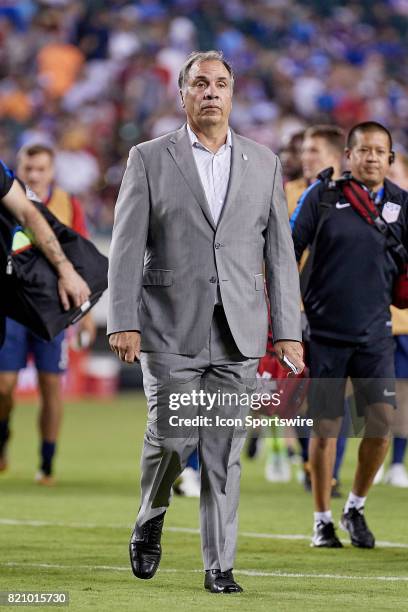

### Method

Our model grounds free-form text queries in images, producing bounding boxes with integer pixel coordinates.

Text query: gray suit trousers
[137,306,259,571]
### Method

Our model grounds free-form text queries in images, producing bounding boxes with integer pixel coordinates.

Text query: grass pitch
[1,393,407,611]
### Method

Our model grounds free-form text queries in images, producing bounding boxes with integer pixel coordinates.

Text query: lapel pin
[242,153,248,161]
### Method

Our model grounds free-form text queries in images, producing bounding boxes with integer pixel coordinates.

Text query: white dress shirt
[187,124,232,226]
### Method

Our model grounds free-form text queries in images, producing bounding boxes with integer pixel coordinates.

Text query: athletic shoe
[311,521,343,548]
[265,451,291,482]
[173,467,200,497]
[340,507,375,548]
[384,463,408,488]
[34,470,56,486]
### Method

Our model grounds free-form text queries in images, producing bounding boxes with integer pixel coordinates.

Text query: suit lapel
[216,132,250,227]
[167,126,216,231]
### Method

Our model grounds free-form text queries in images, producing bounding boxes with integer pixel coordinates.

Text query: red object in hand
[257,350,309,418]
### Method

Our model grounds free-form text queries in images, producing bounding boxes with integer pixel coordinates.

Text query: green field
[1,393,407,611]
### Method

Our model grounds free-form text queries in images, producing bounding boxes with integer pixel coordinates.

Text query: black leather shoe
[204,569,243,593]
[129,512,165,579]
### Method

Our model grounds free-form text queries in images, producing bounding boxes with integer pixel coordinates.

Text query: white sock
[344,492,366,514]
[314,510,332,527]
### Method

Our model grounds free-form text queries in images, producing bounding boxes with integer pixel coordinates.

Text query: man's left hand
[273,340,304,375]
[58,261,91,310]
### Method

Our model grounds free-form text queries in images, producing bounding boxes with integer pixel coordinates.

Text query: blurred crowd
[0,0,407,234]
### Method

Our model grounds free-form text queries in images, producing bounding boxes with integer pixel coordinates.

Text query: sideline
[1,561,408,582]
[1,517,408,549]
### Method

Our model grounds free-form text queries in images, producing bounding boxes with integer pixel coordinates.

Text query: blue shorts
[395,335,408,379]
[308,335,396,419]
[0,318,68,374]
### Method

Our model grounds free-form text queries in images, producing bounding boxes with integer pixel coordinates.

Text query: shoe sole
[205,586,243,594]
[310,541,343,548]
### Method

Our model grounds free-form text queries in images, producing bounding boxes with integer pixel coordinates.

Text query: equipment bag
[0,195,108,342]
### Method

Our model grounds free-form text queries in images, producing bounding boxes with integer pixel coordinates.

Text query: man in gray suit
[108,50,303,594]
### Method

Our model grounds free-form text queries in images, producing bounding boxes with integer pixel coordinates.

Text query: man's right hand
[109,331,141,363]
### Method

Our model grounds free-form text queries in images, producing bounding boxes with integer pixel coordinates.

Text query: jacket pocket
[255,273,264,290]
[142,269,173,286]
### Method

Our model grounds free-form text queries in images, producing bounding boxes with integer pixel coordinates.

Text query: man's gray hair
[178,50,234,91]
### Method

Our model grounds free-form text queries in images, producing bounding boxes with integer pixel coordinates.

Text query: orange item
[37,43,84,98]
[0,91,33,122]
[45,187,88,237]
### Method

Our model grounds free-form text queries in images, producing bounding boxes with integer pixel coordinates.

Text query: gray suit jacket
[107,125,301,357]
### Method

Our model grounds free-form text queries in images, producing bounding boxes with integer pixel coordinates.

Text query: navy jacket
[292,178,408,342]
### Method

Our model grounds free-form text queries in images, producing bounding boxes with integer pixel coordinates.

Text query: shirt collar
[186,123,232,153]
[371,186,385,205]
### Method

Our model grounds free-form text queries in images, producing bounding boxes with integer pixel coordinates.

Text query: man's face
[181,60,233,133]
[280,146,303,181]
[17,152,54,196]
[301,136,336,181]
[347,130,391,190]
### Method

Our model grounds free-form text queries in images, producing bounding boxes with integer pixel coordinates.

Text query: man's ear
[179,90,185,108]
[344,147,351,161]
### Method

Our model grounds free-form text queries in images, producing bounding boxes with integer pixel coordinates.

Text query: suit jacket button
[214,242,221,249]
[209,277,217,283]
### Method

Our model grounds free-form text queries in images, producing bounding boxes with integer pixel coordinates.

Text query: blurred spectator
[54,121,99,194]
[0,75,35,123]
[36,12,85,100]
[280,131,304,183]
[286,125,344,217]
[388,151,408,190]
[0,0,406,235]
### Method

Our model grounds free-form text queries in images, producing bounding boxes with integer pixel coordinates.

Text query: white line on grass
[2,562,408,582]
[1,518,408,550]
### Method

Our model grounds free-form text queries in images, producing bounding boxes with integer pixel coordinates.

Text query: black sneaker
[340,507,375,548]
[311,521,343,548]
